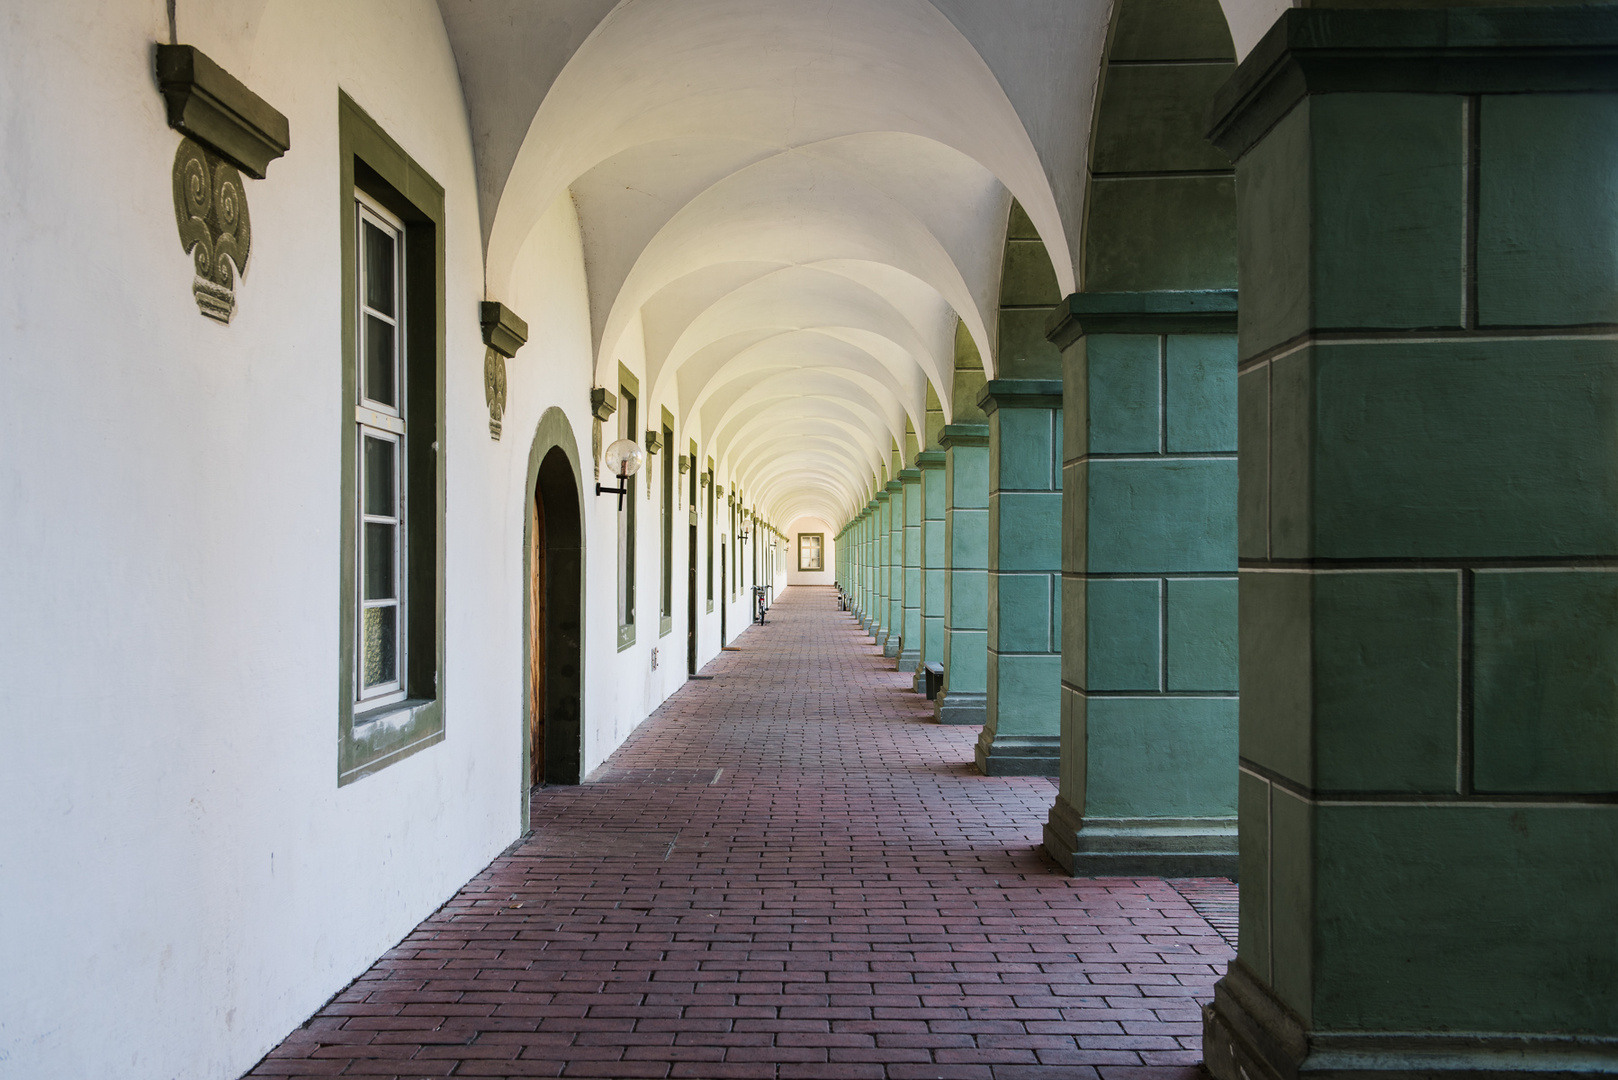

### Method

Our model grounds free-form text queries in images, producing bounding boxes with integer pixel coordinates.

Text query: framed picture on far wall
[797,532,824,572]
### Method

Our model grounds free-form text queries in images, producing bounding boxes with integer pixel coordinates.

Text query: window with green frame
[705,458,714,612]
[617,364,638,650]
[659,408,674,636]
[337,93,445,786]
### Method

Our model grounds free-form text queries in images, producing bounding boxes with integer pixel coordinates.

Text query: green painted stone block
[1085,578,1162,691]
[1062,339,1089,467]
[1087,459,1238,573]
[1473,570,1618,793]
[1166,335,1236,453]
[1237,771,1270,976]
[946,627,989,691]
[993,492,1062,572]
[923,520,945,570]
[1269,787,1314,1023]
[1479,94,1618,328]
[1060,687,1088,807]
[1062,461,1088,575]
[1063,574,1087,689]
[1236,103,1310,359]
[947,446,990,510]
[998,309,1064,381]
[1092,62,1235,175]
[988,652,1062,734]
[949,507,989,570]
[1086,175,1237,294]
[1000,238,1062,306]
[991,572,1054,654]
[1082,696,1239,817]
[1087,334,1161,454]
[1240,571,1312,784]
[1237,366,1268,561]
[1313,804,1618,1033]
[1313,572,1458,792]
[1166,577,1237,692]
[1312,94,1465,332]
[1285,340,1618,559]
[949,569,988,631]
[995,408,1058,490]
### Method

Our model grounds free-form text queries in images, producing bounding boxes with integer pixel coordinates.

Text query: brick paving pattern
[251,586,1234,1079]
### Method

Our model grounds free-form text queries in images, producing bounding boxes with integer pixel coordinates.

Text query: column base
[934,690,986,725]
[974,732,1059,776]
[1204,961,1617,1080]
[1043,796,1238,877]
[882,634,901,658]
[896,648,919,671]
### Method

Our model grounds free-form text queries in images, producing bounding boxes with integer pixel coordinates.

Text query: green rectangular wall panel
[1082,696,1239,818]
[1165,576,1238,693]
[1086,334,1161,453]
[1311,94,1465,331]
[992,573,1055,654]
[997,309,1065,381]
[1312,572,1459,793]
[1084,577,1162,691]
[1086,459,1238,573]
[1473,570,1618,793]
[1166,335,1237,453]
[1239,570,1312,785]
[1479,94,1618,327]
[1276,340,1618,560]
[1236,103,1311,358]
[1085,176,1237,294]
[1236,772,1271,977]
[1312,804,1618,1033]
[995,408,1058,490]
[1237,366,1269,560]
[987,652,1062,734]
[993,493,1063,572]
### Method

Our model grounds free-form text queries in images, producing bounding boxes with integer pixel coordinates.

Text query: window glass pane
[361,604,398,689]
[365,315,396,407]
[363,220,395,317]
[364,522,397,600]
[363,436,396,517]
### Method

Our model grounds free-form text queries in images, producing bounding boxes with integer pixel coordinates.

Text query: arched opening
[526,444,584,792]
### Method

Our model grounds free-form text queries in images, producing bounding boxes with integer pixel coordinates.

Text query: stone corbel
[589,387,617,481]
[157,45,289,324]
[643,428,664,496]
[479,301,528,440]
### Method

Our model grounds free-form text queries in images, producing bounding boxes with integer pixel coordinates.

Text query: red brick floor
[250,586,1233,1080]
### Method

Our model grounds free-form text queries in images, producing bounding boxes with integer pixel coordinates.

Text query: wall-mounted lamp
[596,438,645,510]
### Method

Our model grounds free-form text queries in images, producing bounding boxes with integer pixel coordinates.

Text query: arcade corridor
[250,587,1235,1079]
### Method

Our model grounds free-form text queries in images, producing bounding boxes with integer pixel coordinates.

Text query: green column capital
[1208,6,1618,163]
[977,379,1062,416]
[1045,290,1238,348]
[939,423,989,448]
[915,450,946,468]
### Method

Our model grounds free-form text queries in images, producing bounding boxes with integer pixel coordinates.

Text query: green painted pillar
[976,380,1063,775]
[882,480,905,657]
[1203,11,1618,1080]
[914,450,947,693]
[861,507,874,625]
[873,490,892,644]
[1043,292,1239,876]
[936,424,989,724]
[897,468,924,671]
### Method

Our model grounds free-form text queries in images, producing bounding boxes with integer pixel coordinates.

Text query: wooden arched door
[529,482,547,786]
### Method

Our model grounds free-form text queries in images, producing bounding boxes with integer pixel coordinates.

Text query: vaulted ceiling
[436,0,1270,526]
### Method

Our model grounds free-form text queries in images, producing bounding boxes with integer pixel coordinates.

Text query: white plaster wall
[784,516,838,587]
[0,2,656,1077]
